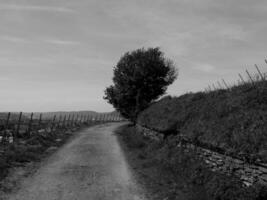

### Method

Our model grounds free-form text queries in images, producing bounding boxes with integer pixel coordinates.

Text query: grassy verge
[0,129,72,180]
[138,81,267,162]
[116,124,267,200]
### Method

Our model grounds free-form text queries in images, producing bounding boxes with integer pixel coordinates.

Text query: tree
[104,47,178,122]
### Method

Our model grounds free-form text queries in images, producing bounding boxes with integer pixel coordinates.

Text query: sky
[0,0,267,112]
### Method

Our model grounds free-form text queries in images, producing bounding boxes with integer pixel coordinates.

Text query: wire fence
[204,59,267,92]
[0,112,123,145]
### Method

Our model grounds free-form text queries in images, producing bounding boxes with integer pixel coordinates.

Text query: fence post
[246,70,255,86]
[5,112,11,130]
[222,79,229,90]
[15,112,22,141]
[217,81,223,89]
[62,115,66,128]
[103,114,106,122]
[3,112,11,143]
[208,85,212,91]
[254,64,265,81]
[58,115,62,128]
[38,113,42,128]
[87,115,90,123]
[238,73,246,85]
[71,114,75,127]
[51,115,56,131]
[67,114,71,127]
[75,114,78,125]
[79,114,82,124]
[83,115,86,124]
[28,112,33,136]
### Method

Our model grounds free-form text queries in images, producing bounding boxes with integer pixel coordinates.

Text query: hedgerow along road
[4,123,147,200]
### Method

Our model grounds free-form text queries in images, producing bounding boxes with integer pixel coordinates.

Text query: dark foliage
[104,47,177,122]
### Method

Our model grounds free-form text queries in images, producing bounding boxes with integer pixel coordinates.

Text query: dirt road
[4,123,147,200]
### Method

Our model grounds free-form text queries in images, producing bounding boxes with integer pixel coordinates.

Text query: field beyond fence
[0,111,123,182]
[0,112,123,145]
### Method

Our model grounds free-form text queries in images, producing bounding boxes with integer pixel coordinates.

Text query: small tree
[104,47,177,122]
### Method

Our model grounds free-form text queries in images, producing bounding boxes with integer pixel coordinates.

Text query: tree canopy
[104,47,177,122]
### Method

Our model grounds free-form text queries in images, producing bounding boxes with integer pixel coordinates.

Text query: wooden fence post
[62,115,66,128]
[71,114,75,127]
[217,81,223,89]
[212,84,217,90]
[15,112,22,141]
[222,79,229,90]
[238,73,246,85]
[28,112,33,136]
[67,114,71,127]
[51,115,56,131]
[254,64,265,81]
[58,115,62,128]
[3,112,11,143]
[103,114,106,122]
[5,112,11,130]
[208,85,212,91]
[38,113,42,128]
[79,115,83,124]
[75,114,78,125]
[246,70,255,86]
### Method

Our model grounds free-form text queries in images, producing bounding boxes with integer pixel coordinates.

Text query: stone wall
[136,124,267,187]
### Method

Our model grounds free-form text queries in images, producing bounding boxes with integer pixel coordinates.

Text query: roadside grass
[116,124,267,200]
[0,128,74,181]
[138,80,267,162]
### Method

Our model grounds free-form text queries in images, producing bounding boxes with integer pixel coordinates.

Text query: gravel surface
[3,123,147,200]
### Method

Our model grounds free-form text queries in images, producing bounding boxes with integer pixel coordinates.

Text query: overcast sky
[0,0,266,112]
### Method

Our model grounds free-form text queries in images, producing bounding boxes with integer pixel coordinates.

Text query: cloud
[193,64,216,73]
[0,35,31,44]
[0,35,80,46]
[44,39,80,46]
[0,4,76,13]
[0,77,11,81]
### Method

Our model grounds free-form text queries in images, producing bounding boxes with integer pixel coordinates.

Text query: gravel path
[4,123,147,200]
